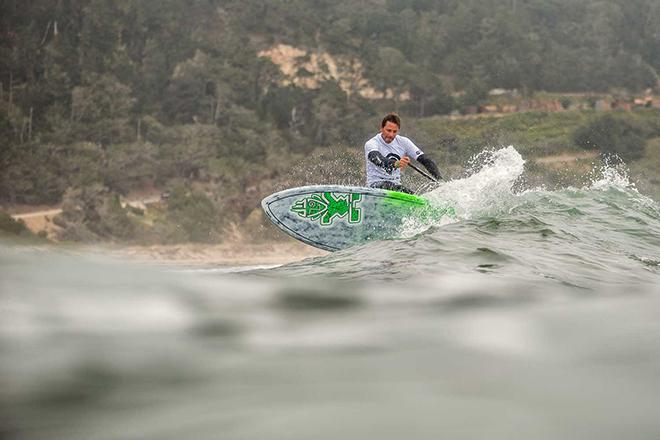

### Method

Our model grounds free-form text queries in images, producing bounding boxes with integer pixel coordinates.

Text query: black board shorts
[369,181,414,194]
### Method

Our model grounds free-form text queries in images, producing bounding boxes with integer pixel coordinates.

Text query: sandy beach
[105,241,328,266]
[6,202,327,267]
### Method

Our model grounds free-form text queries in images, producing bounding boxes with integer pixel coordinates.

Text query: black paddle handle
[408,162,440,183]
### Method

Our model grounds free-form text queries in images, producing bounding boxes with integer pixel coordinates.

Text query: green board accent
[290,192,362,226]
[382,190,455,220]
[384,190,429,205]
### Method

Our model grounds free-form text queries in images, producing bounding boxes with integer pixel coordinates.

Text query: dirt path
[12,208,63,220]
[8,190,163,237]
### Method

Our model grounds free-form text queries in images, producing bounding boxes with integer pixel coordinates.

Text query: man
[364,113,441,194]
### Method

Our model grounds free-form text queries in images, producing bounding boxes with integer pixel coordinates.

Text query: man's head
[380,113,400,144]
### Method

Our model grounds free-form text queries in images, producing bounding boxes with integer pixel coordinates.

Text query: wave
[268,146,660,289]
[1,147,659,440]
[424,145,656,220]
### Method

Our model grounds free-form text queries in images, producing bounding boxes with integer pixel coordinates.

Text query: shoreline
[1,239,327,267]
[104,241,328,266]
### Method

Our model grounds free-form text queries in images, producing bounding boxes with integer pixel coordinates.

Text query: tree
[369,46,415,109]
[156,124,221,181]
[260,85,307,129]
[160,51,215,124]
[407,71,454,116]
[69,74,135,145]
[460,76,489,109]
[0,142,67,204]
[104,141,157,194]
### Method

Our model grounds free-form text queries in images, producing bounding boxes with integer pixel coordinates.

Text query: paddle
[407,161,443,183]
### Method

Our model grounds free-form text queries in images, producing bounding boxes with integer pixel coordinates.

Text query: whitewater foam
[426,146,526,220]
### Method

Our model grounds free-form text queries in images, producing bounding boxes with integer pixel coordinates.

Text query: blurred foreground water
[1,147,659,439]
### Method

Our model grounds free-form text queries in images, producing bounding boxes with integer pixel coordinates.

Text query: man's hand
[396,156,411,169]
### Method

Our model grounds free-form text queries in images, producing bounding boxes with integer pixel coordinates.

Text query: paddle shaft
[407,162,441,183]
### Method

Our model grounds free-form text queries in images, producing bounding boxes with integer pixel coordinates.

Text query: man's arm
[367,151,399,173]
[417,154,442,180]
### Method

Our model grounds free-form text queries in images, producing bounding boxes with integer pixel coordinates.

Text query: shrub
[54,184,137,242]
[0,212,31,236]
[573,114,646,161]
[161,185,219,243]
[0,212,47,242]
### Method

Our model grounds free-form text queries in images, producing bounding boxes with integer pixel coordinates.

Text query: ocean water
[1,147,659,439]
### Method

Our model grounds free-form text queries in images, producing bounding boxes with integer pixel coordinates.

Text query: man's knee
[370,181,413,194]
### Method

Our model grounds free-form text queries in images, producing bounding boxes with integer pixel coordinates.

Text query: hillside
[4,108,659,244]
[1,0,659,243]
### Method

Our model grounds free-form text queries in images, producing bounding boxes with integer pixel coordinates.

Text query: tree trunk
[40,21,52,46]
[9,71,13,106]
[28,107,33,141]
[20,117,26,144]
[214,97,222,123]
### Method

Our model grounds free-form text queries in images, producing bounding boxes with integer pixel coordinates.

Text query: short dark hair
[381,113,401,128]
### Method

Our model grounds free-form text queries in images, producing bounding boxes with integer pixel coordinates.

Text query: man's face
[380,121,399,143]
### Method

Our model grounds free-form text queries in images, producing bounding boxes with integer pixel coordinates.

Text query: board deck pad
[262,185,454,251]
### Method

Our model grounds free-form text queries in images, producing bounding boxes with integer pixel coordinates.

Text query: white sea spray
[426,146,526,219]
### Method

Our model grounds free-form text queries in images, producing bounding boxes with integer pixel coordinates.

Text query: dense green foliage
[53,184,138,241]
[1,0,659,241]
[0,212,32,237]
[0,211,48,243]
[574,114,646,161]
[157,184,220,243]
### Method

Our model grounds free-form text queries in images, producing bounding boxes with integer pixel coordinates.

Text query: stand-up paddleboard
[261,185,454,251]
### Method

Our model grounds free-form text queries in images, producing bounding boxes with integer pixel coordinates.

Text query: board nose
[261,192,281,224]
